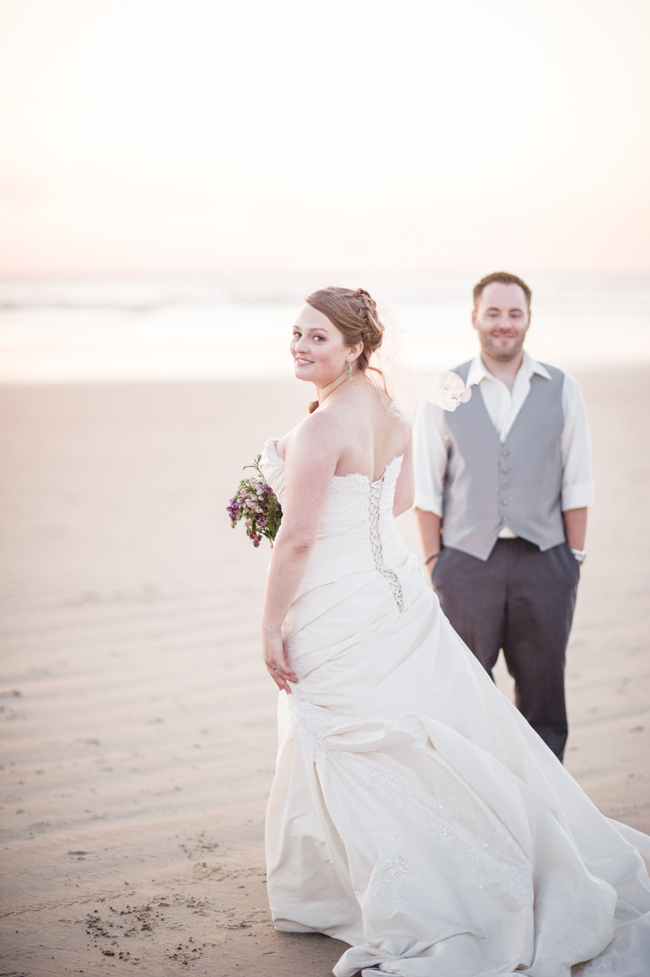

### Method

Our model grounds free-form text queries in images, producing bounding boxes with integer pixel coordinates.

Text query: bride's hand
[262,628,298,693]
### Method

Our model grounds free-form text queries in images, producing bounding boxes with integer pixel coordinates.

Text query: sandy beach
[1,371,649,977]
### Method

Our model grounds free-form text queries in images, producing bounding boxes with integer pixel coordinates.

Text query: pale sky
[1,0,649,275]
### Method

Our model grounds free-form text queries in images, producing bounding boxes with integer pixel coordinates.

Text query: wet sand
[1,371,649,976]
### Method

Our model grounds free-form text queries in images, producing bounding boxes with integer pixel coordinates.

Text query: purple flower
[227,455,283,548]
[226,499,241,522]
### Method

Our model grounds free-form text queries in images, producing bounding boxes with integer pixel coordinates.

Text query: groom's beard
[480,333,527,362]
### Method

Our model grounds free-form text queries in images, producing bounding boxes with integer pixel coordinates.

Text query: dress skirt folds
[259,439,650,977]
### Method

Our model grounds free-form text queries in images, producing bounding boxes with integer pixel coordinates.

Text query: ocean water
[0,274,648,383]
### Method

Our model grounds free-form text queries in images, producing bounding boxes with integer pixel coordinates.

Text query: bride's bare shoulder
[301,404,350,443]
[281,406,349,465]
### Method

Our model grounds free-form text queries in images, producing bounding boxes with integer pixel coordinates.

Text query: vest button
[501,499,509,505]
[502,482,509,489]
[501,466,509,473]
[501,448,510,456]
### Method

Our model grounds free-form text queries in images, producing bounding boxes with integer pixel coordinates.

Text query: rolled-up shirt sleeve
[413,402,449,517]
[561,373,595,511]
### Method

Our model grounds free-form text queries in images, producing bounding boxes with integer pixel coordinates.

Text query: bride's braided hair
[305,286,386,412]
[306,286,384,369]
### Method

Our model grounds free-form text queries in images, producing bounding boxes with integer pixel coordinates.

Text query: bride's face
[291,304,356,385]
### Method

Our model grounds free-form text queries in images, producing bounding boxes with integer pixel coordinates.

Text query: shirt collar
[467,351,551,387]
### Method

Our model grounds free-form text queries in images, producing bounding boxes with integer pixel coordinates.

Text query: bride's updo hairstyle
[305,286,386,413]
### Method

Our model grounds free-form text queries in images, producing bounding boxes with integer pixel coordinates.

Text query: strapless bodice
[259,436,403,512]
[259,438,424,617]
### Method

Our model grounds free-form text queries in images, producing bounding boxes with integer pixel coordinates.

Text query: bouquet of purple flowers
[227,455,283,548]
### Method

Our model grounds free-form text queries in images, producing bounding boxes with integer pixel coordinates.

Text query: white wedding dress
[259,438,650,977]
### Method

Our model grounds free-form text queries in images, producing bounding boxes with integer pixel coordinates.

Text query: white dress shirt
[414,352,594,533]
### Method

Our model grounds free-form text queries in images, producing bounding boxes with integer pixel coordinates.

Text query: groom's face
[472,282,530,362]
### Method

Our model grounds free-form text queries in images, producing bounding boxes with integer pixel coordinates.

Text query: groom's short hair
[473,271,532,310]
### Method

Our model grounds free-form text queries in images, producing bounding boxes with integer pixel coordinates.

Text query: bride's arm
[261,414,341,692]
[393,435,415,516]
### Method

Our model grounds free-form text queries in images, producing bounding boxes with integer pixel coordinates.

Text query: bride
[258,286,650,977]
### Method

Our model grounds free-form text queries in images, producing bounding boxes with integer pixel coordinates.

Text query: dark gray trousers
[432,538,580,761]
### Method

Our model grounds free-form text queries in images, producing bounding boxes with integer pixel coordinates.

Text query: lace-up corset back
[260,439,408,612]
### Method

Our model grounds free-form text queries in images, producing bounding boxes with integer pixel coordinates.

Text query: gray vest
[442,360,566,561]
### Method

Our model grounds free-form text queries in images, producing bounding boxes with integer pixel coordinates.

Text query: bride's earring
[347,363,353,380]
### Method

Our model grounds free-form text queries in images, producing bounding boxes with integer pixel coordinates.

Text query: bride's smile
[290,304,362,391]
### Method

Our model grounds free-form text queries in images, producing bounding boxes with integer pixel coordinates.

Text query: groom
[414,271,593,760]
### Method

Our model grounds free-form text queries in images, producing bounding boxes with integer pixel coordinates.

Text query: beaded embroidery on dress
[368,473,404,611]
[259,436,650,977]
